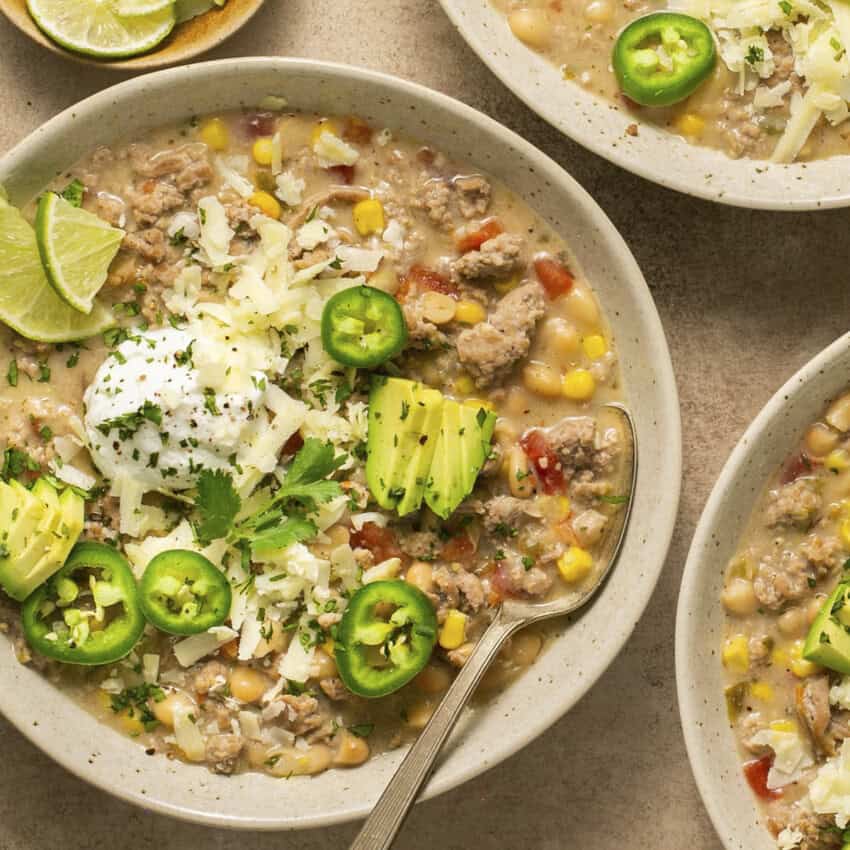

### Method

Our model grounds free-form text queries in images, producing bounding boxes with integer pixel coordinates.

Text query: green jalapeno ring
[321,284,408,368]
[21,541,145,666]
[335,580,438,698]
[139,549,231,636]
[613,12,716,108]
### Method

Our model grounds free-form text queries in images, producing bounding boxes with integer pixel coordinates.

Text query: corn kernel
[252,137,275,166]
[353,199,386,236]
[494,274,521,295]
[555,496,571,519]
[439,610,468,650]
[770,719,796,733]
[321,639,335,657]
[454,300,487,325]
[749,681,774,702]
[582,334,607,360]
[311,119,340,146]
[558,546,593,583]
[199,117,229,151]
[119,711,146,736]
[464,397,495,412]
[771,646,789,667]
[826,449,850,472]
[453,375,475,395]
[248,191,281,220]
[841,518,850,549]
[562,368,596,401]
[722,635,750,673]
[790,639,821,678]
[676,113,705,137]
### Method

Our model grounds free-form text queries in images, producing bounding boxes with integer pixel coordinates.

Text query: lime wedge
[26,0,176,59]
[0,197,114,343]
[114,0,174,15]
[36,193,125,315]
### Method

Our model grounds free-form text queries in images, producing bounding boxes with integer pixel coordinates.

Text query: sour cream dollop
[84,327,267,490]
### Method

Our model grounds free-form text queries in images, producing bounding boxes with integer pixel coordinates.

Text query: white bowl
[0,58,681,830]
[439,0,850,210]
[677,332,850,849]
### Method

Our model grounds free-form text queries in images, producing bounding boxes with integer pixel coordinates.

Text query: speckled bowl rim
[0,58,682,830]
[439,0,850,210]
[677,332,850,849]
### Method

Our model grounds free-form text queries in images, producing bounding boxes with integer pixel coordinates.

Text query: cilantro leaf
[60,179,85,208]
[283,438,345,488]
[96,401,162,441]
[195,469,241,542]
[230,438,344,551]
[250,517,317,555]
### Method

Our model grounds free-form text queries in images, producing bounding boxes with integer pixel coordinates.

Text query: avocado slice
[366,377,444,516]
[425,400,497,520]
[0,479,84,602]
[803,581,850,673]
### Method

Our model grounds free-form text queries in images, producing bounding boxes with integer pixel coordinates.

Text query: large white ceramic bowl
[677,332,850,849]
[439,0,850,210]
[0,58,681,830]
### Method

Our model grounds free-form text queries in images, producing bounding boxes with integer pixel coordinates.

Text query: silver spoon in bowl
[349,402,638,850]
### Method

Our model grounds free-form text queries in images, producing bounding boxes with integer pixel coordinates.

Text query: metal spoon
[349,402,638,850]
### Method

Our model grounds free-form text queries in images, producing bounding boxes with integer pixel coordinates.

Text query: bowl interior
[0,58,681,830]
[676,331,850,850]
[439,0,850,210]
[0,0,265,70]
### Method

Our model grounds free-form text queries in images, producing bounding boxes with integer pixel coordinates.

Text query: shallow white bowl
[439,0,850,210]
[0,58,681,830]
[677,332,850,849]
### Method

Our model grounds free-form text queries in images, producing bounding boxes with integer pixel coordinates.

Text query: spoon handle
[349,609,520,850]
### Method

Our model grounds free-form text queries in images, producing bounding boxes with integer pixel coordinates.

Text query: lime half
[36,193,125,315]
[26,0,176,59]
[0,197,114,343]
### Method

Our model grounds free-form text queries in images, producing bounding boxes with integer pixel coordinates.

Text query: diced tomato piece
[282,432,304,457]
[519,429,565,494]
[397,265,459,303]
[780,452,815,485]
[489,563,516,601]
[244,112,276,138]
[328,164,355,184]
[743,756,782,801]
[219,639,239,660]
[441,534,475,563]
[350,522,403,563]
[343,116,373,144]
[455,218,504,254]
[534,255,575,300]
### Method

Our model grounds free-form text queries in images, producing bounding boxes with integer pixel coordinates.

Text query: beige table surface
[1,1,846,848]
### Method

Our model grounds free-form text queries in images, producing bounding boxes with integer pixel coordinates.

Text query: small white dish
[0,57,681,830]
[677,331,850,849]
[439,0,850,209]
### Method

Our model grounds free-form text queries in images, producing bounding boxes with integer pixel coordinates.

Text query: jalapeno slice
[321,285,408,368]
[335,580,438,698]
[139,549,231,636]
[21,542,145,666]
[613,13,716,107]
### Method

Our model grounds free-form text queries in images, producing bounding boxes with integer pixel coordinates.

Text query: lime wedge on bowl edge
[26,0,176,59]
[114,0,175,16]
[36,193,125,315]
[0,197,114,343]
